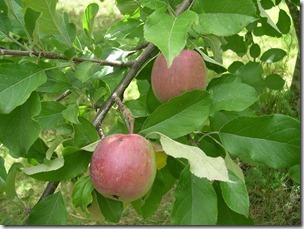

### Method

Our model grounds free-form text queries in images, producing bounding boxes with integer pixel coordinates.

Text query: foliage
[0,0,300,226]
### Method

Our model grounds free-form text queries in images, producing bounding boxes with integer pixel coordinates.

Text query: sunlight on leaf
[22,157,64,175]
[144,10,198,67]
[158,134,231,182]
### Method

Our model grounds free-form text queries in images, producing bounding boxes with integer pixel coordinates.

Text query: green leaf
[23,0,74,47]
[0,63,46,114]
[29,147,92,181]
[115,0,138,15]
[196,48,224,67]
[171,165,217,225]
[166,156,185,179]
[73,117,100,148]
[276,9,291,34]
[224,153,245,183]
[220,171,249,217]
[0,156,7,181]
[204,35,223,63]
[81,139,101,152]
[3,0,25,35]
[289,0,300,5]
[289,164,300,184]
[219,114,300,169]
[210,109,255,132]
[82,3,99,38]
[105,17,143,41]
[0,178,5,194]
[0,5,10,35]
[260,48,287,63]
[5,163,21,198]
[137,0,168,11]
[256,0,281,35]
[62,104,80,124]
[207,74,241,89]
[235,61,265,93]
[95,191,123,223]
[249,43,261,58]
[125,99,149,118]
[36,101,65,130]
[100,68,126,93]
[215,183,254,225]
[134,166,176,218]
[192,0,257,36]
[140,90,211,139]
[23,0,60,34]
[0,156,6,193]
[37,69,70,94]
[75,61,96,83]
[22,158,64,175]
[20,138,49,163]
[221,34,247,57]
[72,176,95,212]
[24,7,41,46]
[59,13,76,45]
[144,10,198,67]
[228,61,244,73]
[28,192,67,225]
[260,0,274,9]
[159,134,230,182]
[0,93,41,156]
[265,73,285,90]
[209,83,258,114]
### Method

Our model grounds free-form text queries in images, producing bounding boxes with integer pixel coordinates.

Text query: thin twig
[132,41,150,51]
[37,182,59,203]
[92,0,194,129]
[0,48,134,67]
[55,89,72,102]
[92,43,158,129]
[113,93,135,134]
[126,41,150,57]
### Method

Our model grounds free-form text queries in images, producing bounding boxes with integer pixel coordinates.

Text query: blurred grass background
[0,0,300,225]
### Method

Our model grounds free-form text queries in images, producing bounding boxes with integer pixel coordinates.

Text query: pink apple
[89,134,156,202]
[151,50,208,103]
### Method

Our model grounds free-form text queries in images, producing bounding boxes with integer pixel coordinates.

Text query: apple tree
[0,0,300,225]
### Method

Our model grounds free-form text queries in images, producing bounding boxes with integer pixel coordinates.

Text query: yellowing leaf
[159,134,231,182]
[81,139,101,152]
[155,151,168,170]
[150,141,167,170]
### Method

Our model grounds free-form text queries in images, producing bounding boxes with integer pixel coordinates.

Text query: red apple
[89,134,156,202]
[151,50,208,103]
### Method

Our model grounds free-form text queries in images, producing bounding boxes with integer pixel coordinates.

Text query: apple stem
[113,93,135,134]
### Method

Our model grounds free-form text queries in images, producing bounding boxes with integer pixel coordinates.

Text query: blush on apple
[89,134,156,202]
[151,50,208,103]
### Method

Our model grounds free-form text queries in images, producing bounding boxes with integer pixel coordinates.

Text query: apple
[151,50,208,103]
[89,134,156,202]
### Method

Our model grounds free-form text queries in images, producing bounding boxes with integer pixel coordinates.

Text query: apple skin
[151,50,207,103]
[89,134,156,202]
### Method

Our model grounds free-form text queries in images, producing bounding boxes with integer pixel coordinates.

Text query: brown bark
[285,0,300,116]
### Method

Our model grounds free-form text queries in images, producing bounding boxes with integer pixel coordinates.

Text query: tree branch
[92,43,158,129]
[92,0,195,129]
[55,89,72,102]
[0,48,134,67]
[285,0,300,116]
[37,182,59,203]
